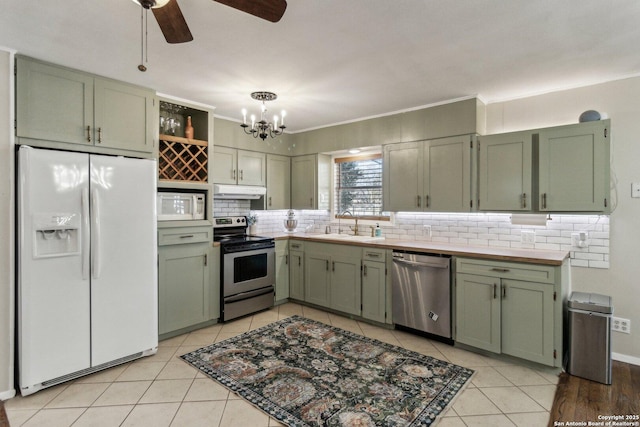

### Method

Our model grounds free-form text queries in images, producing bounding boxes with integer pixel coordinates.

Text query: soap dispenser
[375,223,382,237]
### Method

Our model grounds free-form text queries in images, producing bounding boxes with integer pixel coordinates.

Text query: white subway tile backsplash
[248,209,609,269]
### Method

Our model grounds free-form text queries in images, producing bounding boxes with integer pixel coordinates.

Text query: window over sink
[334,153,390,221]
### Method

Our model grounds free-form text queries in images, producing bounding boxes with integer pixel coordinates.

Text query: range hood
[213,184,266,200]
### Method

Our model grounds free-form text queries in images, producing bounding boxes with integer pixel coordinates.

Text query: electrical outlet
[571,231,589,248]
[521,230,535,244]
[612,317,631,334]
[423,225,432,238]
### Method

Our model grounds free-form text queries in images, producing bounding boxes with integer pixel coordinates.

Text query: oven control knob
[240,218,245,223]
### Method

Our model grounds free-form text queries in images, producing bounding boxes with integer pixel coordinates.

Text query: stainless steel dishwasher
[392,251,452,341]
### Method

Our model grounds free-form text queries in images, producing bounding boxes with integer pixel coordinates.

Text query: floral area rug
[180,315,473,426]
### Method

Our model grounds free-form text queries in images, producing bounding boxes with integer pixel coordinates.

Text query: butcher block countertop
[266,232,570,266]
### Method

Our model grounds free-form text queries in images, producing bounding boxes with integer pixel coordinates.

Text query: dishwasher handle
[392,257,449,269]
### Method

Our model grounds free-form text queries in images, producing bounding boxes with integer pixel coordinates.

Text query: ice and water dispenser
[32,212,80,258]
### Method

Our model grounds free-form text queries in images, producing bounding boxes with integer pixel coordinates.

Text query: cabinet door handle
[232,169,236,180]
[332,261,335,272]
[522,193,527,209]
[240,170,244,181]
[502,285,506,299]
[417,195,421,207]
[491,267,510,273]
[326,260,329,271]
[97,127,102,144]
[363,264,368,276]
[86,125,91,142]
[179,234,195,239]
[204,254,208,266]
[269,196,272,207]
[285,254,288,265]
[310,197,313,208]
[298,256,301,267]
[426,195,430,208]
[493,283,497,299]
[542,193,547,210]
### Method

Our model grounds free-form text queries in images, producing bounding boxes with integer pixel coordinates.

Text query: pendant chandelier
[240,92,286,140]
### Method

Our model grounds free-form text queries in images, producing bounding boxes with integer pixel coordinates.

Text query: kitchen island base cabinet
[158,227,216,340]
[455,257,564,367]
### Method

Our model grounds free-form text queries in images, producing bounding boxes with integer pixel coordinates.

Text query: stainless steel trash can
[567,292,612,384]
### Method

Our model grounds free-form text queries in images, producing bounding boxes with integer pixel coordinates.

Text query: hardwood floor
[549,361,640,426]
[0,400,8,427]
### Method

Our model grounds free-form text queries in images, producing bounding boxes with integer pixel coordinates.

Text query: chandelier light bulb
[241,108,247,124]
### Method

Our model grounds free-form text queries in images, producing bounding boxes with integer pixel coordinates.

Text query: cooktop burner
[213,216,273,247]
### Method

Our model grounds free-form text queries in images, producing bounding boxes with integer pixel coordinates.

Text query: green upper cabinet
[211,146,237,184]
[383,142,422,211]
[93,78,154,153]
[211,146,265,186]
[478,131,533,211]
[423,136,472,211]
[291,154,331,210]
[266,154,291,210]
[383,136,473,212]
[237,150,266,186]
[16,57,155,154]
[538,120,610,212]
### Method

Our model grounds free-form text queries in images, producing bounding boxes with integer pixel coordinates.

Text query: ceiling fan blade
[152,0,193,43]
[214,0,287,23]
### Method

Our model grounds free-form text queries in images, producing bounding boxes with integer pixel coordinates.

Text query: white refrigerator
[17,146,158,396]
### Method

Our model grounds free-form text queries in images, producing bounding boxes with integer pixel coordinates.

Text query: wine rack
[158,134,208,182]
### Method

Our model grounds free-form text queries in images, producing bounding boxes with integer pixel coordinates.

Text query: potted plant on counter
[247,214,258,236]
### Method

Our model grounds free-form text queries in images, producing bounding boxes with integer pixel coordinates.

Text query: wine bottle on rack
[185,116,194,139]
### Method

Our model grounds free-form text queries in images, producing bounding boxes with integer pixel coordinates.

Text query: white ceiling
[1,0,640,133]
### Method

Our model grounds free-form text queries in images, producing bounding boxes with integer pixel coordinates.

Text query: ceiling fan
[136,0,288,44]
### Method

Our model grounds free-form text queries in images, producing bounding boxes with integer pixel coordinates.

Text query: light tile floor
[5,302,559,426]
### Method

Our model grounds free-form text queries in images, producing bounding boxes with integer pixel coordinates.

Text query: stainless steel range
[214,216,275,322]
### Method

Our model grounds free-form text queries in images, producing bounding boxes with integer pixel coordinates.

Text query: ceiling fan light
[152,0,171,8]
[132,0,170,9]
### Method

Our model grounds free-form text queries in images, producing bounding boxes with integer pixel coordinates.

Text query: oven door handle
[224,286,274,303]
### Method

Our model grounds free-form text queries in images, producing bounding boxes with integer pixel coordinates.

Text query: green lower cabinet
[501,279,554,365]
[455,273,501,353]
[330,254,362,316]
[455,257,561,367]
[304,242,363,316]
[304,250,331,308]
[275,240,289,303]
[210,246,220,320]
[361,260,386,323]
[289,250,305,301]
[158,242,210,335]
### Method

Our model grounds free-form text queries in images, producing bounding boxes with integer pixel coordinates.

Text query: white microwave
[157,192,205,221]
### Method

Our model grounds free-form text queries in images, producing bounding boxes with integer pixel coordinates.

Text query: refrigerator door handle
[81,189,90,280]
[91,189,101,279]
